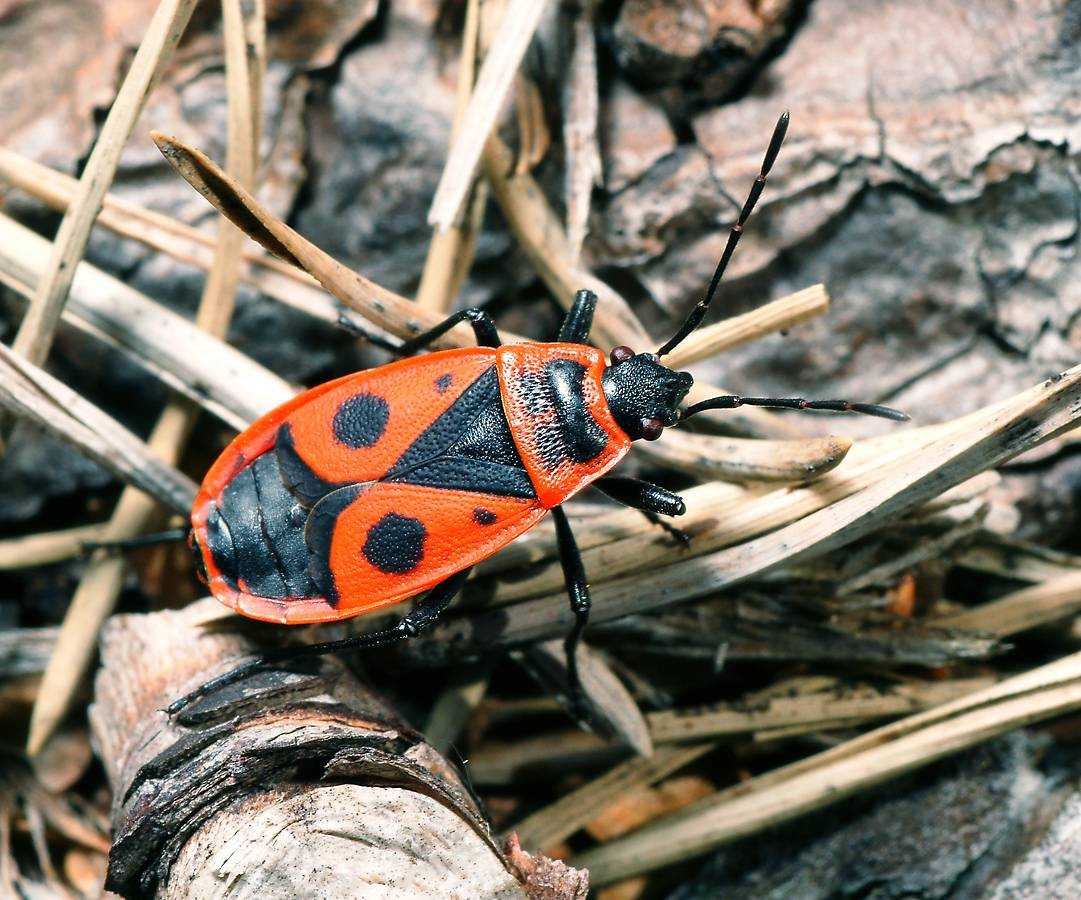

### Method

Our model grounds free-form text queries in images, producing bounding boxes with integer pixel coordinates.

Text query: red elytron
[172,112,906,714]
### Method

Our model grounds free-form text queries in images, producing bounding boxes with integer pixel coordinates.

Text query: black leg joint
[595,476,686,517]
[551,506,593,716]
[557,289,598,344]
[397,307,503,355]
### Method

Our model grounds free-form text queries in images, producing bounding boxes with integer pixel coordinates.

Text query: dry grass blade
[26,0,263,757]
[483,136,650,350]
[572,649,1081,885]
[563,0,602,264]
[481,432,995,604]
[837,514,987,594]
[423,672,490,753]
[662,284,830,369]
[476,480,753,578]
[0,212,291,427]
[0,265,249,431]
[428,0,551,229]
[513,73,551,176]
[519,641,653,757]
[0,526,104,571]
[469,730,620,788]
[0,146,355,333]
[510,743,714,853]
[152,133,525,349]
[936,569,1081,637]
[0,344,197,514]
[9,0,201,369]
[0,627,58,678]
[638,431,852,483]
[647,677,994,743]
[416,365,1081,653]
[469,432,919,607]
[1,149,409,355]
[416,0,483,312]
[956,537,1081,583]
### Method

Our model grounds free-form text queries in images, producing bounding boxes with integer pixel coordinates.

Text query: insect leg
[396,307,502,355]
[166,567,472,716]
[556,289,598,343]
[335,312,404,352]
[594,476,685,516]
[81,527,191,555]
[594,476,690,546]
[551,505,591,716]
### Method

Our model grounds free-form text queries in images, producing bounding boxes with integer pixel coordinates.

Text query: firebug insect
[170,111,907,714]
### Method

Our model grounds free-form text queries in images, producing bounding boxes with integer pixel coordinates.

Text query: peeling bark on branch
[89,599,586,898]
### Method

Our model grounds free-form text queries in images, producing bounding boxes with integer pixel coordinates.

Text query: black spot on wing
[363,513,427,574]
[333,393,389,448]
[304,483,369,605]
[275,423,341,506]
[435,373,453,393]
[473,507,497,525]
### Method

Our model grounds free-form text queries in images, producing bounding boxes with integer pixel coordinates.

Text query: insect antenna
[680,394,909,423]
[657,110,790,358]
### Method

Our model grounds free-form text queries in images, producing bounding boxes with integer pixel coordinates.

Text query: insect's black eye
[610,345,635,365]
[640,417,664,440]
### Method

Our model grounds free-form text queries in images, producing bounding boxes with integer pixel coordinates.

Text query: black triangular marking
[387,367,536,499]
[276,422,342,506]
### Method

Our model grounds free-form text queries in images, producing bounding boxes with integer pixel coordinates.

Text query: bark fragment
[88,599,546,898]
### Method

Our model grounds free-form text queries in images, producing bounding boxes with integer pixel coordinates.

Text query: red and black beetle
[173,112,907,713]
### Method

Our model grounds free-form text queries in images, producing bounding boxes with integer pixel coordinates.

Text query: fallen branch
[89,600,580,897]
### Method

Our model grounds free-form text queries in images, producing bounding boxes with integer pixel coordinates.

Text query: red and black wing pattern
[302,483,544,619]
[192,348,547,625]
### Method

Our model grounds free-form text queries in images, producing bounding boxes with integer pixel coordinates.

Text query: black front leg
[551,505,591,715]
[594,476,685,517]
[338,307,502,355]
[557,289,598,344]
[595,476,690,545]
[167,567,473,716]
[398,307,502,354]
